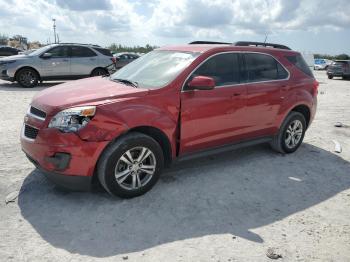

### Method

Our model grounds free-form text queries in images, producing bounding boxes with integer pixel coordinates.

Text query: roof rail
[234,41,291,50]
[189,40,291,50]
[189,41,231,45]
[58,43,101,47]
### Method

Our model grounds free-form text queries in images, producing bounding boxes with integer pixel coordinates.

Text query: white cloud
[0,0,349,49]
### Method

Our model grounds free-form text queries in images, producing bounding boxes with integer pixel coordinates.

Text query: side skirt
[175,136,273,163]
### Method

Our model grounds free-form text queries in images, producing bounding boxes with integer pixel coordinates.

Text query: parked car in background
[314,58,332,70]
[19,49,38,55]
[21,41,318,198]
[327,60,350,79]
[0,46,21,57]
[112,53,139,68]
[0,43,114,87]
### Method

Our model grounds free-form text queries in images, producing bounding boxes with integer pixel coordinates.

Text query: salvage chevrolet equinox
[21,41,318,198]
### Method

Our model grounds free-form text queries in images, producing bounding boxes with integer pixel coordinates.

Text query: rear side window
[286,55,314,77]
[93,47,112,57]
[244,53,288,82]
[71,46,97,57]
[193,53,240,86]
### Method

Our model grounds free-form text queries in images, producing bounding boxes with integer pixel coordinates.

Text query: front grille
[30,106,46,119]
[24,125,39,139]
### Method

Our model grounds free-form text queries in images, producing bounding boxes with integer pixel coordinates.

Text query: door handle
[231,93,241,97]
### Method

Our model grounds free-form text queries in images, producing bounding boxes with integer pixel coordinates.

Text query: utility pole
[52,18,56,44]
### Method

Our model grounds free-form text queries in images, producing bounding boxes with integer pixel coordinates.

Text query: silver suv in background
[0,43,113,87]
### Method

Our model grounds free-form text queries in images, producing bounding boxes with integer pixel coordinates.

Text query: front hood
[0,54,28,62]
[31,77,149,113]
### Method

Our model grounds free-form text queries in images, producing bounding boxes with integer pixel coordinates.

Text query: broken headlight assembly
[48,106,96,133]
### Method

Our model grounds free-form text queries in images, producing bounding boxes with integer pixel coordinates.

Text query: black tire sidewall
[91,68,107,76]
[98,133,164,198]
[280,112,306,153]
[17,68,39,88]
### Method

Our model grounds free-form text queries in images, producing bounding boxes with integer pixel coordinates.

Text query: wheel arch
[91,125,173,186]
[290,104,311,128]
[15,66,41,81]
[90,67,108,76]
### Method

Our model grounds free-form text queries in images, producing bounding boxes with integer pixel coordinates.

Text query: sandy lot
[0,71,349,262]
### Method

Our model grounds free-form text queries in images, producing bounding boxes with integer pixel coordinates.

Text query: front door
[180,53,247,155]
[40,46,70,77]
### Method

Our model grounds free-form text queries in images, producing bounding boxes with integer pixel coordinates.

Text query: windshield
[111,50,200,89]
[28,45,52,56]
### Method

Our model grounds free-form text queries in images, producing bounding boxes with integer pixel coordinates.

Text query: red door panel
[180,85,246,155]
[244,80,285,137]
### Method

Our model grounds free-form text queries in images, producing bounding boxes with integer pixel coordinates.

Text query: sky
[0,0,349,54]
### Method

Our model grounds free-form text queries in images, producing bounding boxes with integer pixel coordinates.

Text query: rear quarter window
[244,53,288,82]
[93,48,113,57]
[286,54,314,77]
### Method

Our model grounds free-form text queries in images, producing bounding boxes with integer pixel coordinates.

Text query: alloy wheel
[285,120,303,149]
[114,147,156,190]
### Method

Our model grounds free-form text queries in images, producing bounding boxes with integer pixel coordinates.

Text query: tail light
[111,57,117,64]
[312,80,319,96]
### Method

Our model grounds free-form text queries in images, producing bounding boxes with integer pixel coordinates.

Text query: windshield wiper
[111,78,138,88]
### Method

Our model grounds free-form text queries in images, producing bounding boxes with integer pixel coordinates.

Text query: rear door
[180,52,247,155]
[40,45,70,77]
[70,46,98,76]
[242,53,289,137]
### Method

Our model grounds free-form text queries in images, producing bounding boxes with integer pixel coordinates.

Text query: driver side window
[191,53,240,87]
[47,46,69,58]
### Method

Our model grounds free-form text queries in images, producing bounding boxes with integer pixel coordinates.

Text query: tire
[16,68,39,88]
[97,132,164,198]
[328,75,333,79]
[270,112,306,154]
[91,68,108,77]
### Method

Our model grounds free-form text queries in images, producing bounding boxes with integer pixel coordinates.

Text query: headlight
[48,106,96,132]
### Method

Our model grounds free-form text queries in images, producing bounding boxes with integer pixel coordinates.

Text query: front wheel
[97,132,164,198]
[16,68,39,88]
[270,112,306,154]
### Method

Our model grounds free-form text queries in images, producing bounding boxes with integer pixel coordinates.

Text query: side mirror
[187,76,215,90]
[41,53,52,59]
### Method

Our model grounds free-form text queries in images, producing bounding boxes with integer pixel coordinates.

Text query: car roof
[158,44,298,55]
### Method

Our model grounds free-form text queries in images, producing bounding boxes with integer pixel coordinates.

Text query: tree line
[107,43,158,54]
[314,53,350,60]
[1,33,348,58]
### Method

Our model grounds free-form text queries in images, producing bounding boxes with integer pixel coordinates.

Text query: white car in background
[314,58,333,70]
[0,43,114,87]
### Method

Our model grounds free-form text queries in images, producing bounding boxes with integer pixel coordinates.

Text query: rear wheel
[16,68,39,88]
[328,75,333,79]
[91,68,108,77]
[97,132,164,198]
[270,112,306,154]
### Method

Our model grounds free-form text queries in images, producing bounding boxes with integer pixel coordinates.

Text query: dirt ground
[0,71,349,262]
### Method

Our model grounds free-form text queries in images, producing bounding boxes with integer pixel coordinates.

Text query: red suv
[21,41,318,198]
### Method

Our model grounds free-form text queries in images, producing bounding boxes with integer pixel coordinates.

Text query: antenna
[264,33,269,44]
[52,18,57,44]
